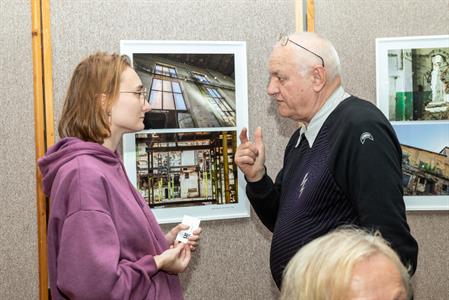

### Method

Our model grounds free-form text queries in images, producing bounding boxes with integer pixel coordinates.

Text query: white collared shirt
[295,86,351,148]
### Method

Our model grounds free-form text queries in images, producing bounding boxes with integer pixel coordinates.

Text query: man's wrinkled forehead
[268,45,292,66]
[269,47,299,75]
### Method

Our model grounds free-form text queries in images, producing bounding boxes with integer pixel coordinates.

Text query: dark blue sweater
[246,96,418,288]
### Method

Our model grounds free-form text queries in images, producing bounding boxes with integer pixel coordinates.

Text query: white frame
[376,35,449,211]
[120,40,250,223]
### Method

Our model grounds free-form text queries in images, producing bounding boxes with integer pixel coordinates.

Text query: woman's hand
[165,223,189,245]
[186,227,202,251]
[166,223,203,251]
[154,243,191,274]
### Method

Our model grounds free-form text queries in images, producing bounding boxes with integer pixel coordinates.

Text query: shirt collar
[295,86,350,148]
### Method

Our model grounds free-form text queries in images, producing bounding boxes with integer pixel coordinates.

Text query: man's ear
[311,66,326,92]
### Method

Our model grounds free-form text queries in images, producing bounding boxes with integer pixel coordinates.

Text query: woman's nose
[143,100,151,112]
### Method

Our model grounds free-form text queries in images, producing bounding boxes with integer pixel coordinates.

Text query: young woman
[39,53,201,300]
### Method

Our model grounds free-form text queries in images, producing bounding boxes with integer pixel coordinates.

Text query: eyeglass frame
[119,88,148,106]
[278,35,325,68]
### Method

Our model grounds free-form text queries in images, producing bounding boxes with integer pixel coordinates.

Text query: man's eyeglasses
[120,88,148,106]
[278,35,325,68]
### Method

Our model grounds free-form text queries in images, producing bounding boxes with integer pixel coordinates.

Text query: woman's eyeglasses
[120,88,148,106]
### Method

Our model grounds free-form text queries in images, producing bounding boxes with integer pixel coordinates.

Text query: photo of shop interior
[135,131,238,208]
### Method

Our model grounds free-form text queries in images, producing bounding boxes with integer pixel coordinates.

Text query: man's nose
[267,79,279,96]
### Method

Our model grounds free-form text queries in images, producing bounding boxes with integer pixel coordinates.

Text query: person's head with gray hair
[267,32,342,125]
[280,227,412,300]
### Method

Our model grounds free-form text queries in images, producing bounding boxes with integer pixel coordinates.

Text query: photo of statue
[424,53,449,114]
[386,46,449,121]
[429,54,446,103]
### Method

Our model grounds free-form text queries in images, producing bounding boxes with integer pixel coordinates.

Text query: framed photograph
[392,123,449,210]
[376,35,449,210]
[376,35,449,122]
[121,40,250,223]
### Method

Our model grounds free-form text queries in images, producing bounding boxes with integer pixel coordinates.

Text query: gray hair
[282,32,341,81]
[280,227,412,300]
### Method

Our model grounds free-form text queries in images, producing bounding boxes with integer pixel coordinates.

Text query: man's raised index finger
[239,127,249,143]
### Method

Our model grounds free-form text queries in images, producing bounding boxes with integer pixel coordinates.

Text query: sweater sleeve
[246,129,301,232]
[57,210,158,300]
[246,172,282,232]
[334,113,418,274]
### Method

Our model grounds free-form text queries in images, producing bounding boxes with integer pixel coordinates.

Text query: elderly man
[235,32,418,288]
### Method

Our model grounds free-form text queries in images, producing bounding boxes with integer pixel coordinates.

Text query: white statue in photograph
[425,54,449,113]
[429,54,445,103]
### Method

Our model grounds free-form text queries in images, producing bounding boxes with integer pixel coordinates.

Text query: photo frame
[121,40,251,223]
[376,35,449,210]
[376,35,449,122]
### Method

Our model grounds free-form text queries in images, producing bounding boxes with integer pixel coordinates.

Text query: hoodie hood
[38,137,121,196]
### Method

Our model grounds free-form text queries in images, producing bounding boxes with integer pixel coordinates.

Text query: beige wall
[314,1,449,299]
[2,0,448,299]
[0,0,39,299]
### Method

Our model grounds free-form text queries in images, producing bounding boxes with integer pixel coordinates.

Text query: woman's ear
[98,93,112,116]
[98,94,111,123]
[99,93,107,111]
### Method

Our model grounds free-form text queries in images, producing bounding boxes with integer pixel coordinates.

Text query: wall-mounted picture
[121,40,248,130]
[392,123,449,210]
[121,40,250,223]
[134,131,238,208]
[376,35,449,122]
[133,53,236,129]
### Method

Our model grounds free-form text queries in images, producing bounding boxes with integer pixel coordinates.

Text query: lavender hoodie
[38,137,183,300]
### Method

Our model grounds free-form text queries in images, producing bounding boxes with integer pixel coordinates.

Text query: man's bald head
[275,32,341,82]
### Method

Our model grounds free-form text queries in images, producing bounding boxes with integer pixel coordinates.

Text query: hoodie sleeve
[56,210,158,300]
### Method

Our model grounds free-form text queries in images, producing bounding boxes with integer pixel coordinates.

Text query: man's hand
[234,127,265,182]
